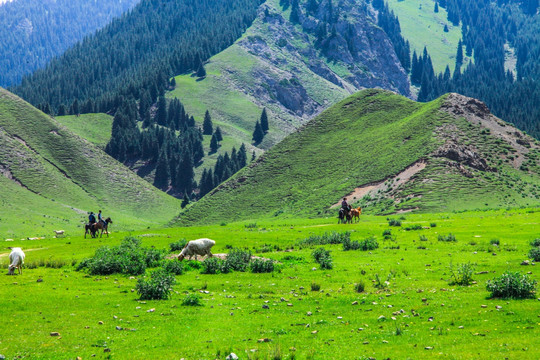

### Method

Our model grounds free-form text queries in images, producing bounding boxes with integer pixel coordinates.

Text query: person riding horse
[338,198,352,224]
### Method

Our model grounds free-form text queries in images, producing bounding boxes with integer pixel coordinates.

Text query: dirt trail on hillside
[331,161,426,208]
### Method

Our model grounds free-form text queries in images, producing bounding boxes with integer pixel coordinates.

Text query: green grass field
[55,113,113,149]
[1,208,539,359]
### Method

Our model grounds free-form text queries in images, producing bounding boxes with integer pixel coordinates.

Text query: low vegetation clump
[531,238,540,247]
[438,233,457,242]
[404,224,423,231]
[449,262,475,286]
[136,268,176,300]
[312,248,333,269]
[298,231,350,247]
[201,257,221,274]
[354,280,365,293]
[311,282,321,291]
[162,259,184,275]
[490,239,500,246]
[77,237,160,275]
[342,236,378,251]
[225,248,252,272]
[382,229,392,239]
[486,271,537,299]
[528,247,540,262]
[388,219,402,227]
[169,239,187,252]
[182,293,202,306]
[250,258,275,273]
[374,273,392,289]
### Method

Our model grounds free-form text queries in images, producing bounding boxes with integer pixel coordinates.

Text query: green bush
[530,238,540,247]
[438,233,457,242]
[311,282,321,291]
[449,262,475,286]
[169,239,187,252]
[298,231,350,247]
[342,237,360,251]
[312,248,333,269]
[486,271,537,299]
[145,247,166,267]
[419,235,428,241]
[404,224,423,231]
[225,248,252,272]
[182,293,203,306]
[201,257,222,274]
[136,268,176,300]
[490,239,500,246]
[162,260,184,275]
[430,222,437,227]
[528,247,540,262]
[78,237,148,275]
[250,258,275,273]
[354,280,365,293]
[359,236,378,251]
[388,219,401,226]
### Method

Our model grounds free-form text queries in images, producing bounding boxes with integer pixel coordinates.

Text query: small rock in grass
[98,321,104,325]
[257,338,271,343]
[312,267,317,271]
[37,278,43,283]
[337,316,342,319]
[103,348,111,353]
[496,306,502,310]
[115,326,123,331]
[481,305,487,308]
[425,346,433,350]
[352,301,358,305]
[458,326,464,329]
[307,311,312,316]
[521,260,530,266]
[226,353,239,360]
[311,330,318,334]
[363,341,369,345]
[378,315,386,321]
[262,304,269,309]
[422,298,427,302]
[382,340,389,343]
[50,332,60,337]
[147,308,155,313]
[287,303,293,307]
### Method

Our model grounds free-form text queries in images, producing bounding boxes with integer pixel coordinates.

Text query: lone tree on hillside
[456,39,464,68]
[209,133,219,154]
[203,110,213,135]
[214,126,223,141]
[260,108,269,133]
[252,121,264,144]
[196,61,206,78]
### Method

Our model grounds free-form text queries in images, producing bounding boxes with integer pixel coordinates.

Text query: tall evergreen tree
[214,126,223,142]
[260,108,269,133]
[434,2,439,13]
[290,0,300,23]
[196,61,207,78]
[156,96,168,126]
[252,121,264,144]
[154,150,170,189]
[181,192,190,208]
[203,110,213,135]
[209,134,219,154]
[456,39,464,68]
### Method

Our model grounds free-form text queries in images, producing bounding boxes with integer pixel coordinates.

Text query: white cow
[178,238,215,261]
[8,247,25,275]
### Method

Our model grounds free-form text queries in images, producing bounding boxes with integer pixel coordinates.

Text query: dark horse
[84,217,112,238]
[338,208,352,224]
[94,217,112,237]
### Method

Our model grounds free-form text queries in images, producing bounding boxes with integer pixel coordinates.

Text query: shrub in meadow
[490,239,500,246]
[182,293,203,306]
[136,268,176,300]
[78,237,148,275]
[359,236,378,251]
[201,257,222,274]
[312,247,333,269]
[169,239,187,252]
[449,262,475,286]
[438,233,457,242]
[530,238,540,247]
[311,282,321,291]
[162,259,184,275]
[225,248,252,272]
[486,271,537,299]
[144,247,166,267]
[354,280,365,293]
[528,247,540,262]
[388,219,401,227]
[298,231,350,247]
[250,258,274,273]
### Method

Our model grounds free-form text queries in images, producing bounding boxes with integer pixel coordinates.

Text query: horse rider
[98,210,104,225]
[341,197,351,212]
[88,211,96,226]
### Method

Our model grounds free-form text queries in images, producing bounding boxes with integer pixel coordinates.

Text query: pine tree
[70,99,79,116]
[252,121,264,144]
[456,39,464,68]
[181,192,190,208]
[307,0,318,14]
[156,96,168,126]
[196,61,206,78]
[209,134,219,154]
[238,143,247,168]
[214,126,223,141]
[443,24,449,32]
[154,150,170,189]
[290,0,300,23]
[434,2,439,13]
[203,110,213,135]
[57,104,66,116]
[260,108,269,133]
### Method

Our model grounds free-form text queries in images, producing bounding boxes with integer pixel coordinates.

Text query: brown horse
[338,208,352,224]
[94,217,113,237]
[350,207,362,222]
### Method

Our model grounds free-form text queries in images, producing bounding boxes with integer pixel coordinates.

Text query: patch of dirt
[331,161,426,208]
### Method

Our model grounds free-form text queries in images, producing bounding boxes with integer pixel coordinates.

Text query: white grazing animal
[178,238,215,261]
[8,247,25,275]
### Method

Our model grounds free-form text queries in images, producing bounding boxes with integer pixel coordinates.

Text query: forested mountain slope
[0,0,139,87]
[170,0,411,149]
[175,89,540,225]
[0,88,181,237]
[12,0,263,112]
[391,0,540,139]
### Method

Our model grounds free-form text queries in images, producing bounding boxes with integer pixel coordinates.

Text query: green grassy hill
[175,89,540,225]
[54,113,113,149]
[0,88,181,238]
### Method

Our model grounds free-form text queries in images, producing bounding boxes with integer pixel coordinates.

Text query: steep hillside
[0,88,181,238]
[169,0,410,150]
[0,0,139,86]
[175,89,540,225]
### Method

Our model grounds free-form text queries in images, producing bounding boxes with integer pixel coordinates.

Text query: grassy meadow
[1,208,539,359]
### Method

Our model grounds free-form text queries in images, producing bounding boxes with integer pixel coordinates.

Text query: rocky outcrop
[433,142,494,173]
